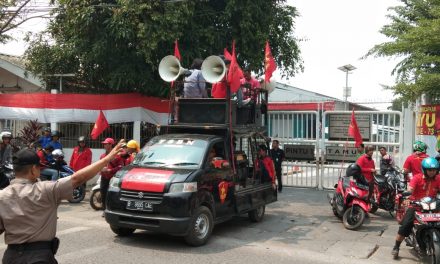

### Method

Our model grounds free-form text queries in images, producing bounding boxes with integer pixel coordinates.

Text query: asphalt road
[0,188,420,264]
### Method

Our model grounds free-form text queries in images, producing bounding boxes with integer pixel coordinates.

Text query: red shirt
[240,77,260,100]
[37,149,48,169]
[403,153,429,175]
[69,146,92,171]
[409,173,440,200]
[99,152,125,180]
[211,82,227,98]
[255,156,275,184]
[356,154,375,182]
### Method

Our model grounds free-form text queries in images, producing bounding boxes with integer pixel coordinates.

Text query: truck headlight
[109,177,121,189]
[169,182,197,193]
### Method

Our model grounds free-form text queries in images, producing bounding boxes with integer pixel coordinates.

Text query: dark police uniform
[0,149,73,264]
[270,147,285,192]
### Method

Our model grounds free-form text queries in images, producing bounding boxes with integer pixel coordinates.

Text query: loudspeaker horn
[158,55,187,82]
[260,77,276,94]
[201,55,226,83]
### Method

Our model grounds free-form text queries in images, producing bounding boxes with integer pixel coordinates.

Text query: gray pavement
[0,187,420,264]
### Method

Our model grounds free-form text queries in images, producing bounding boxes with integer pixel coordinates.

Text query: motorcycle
[328,163,371,230]
[89,175,103,210]
[40,149,86,203]
[0,162,14,189]
[399,193,440,263]
[369,167,406,215]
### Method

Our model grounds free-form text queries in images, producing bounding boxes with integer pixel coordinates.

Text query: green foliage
[367,0,440,103]
[25,0,302,97]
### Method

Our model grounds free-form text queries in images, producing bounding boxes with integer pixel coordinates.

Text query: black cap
[13,149,40,166]
[258,144,268,151]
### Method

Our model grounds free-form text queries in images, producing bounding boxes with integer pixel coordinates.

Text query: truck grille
[120,189,164,202]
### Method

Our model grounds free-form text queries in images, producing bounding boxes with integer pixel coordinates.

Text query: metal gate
[268,110,403,189]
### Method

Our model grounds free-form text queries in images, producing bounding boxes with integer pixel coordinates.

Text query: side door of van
[202,140,235,221]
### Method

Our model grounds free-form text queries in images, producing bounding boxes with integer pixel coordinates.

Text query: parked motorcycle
[89,175,103,210]
[369,167,406,215]
[398,193,440,263]
[0,162,14,189]
[328,163,371,230]
[40,149,86,203]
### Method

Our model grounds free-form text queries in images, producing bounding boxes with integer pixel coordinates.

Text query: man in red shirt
[403,140,429,181]
[255,144,276,190]
[240,70,261,102]
[391,157,440,259]
[69,136,92,171]
[99,138,124,215]
[211,56,231,99]
[356,145,376,201]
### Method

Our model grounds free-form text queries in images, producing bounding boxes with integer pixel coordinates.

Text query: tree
[0,0,49,44]
[25,0,303,97]
[366,0,440,103]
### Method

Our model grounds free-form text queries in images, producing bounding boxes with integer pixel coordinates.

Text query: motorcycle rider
[37,145,58,181]
[402,141,429,181]
[48,130,63,150]
[379,146,395,176]
[356,145,376,202]
[38,127,52,149]
[69,136,92,171]
[391,157,440,259]
[0,131,13,164]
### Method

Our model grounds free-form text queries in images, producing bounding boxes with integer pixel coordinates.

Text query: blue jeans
[41,168,59,181]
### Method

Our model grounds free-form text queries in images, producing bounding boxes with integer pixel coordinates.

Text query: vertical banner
[417,105,440,156]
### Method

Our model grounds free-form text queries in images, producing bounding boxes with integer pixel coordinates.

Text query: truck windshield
[133,138,207,169]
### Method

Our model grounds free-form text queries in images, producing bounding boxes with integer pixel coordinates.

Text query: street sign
[284,144,315,161]
[325,146,359,162]
[328,113,371,140]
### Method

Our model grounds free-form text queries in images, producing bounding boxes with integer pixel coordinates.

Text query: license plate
[420,213,440,222]
[126,200,153,212]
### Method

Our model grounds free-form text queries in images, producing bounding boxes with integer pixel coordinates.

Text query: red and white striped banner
[0,93,171,125]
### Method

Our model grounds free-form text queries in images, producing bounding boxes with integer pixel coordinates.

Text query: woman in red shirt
[255,144,276,190]
[356,145,376,201]
[69,136,92,171]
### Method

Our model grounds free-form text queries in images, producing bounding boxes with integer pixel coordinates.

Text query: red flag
[90,110,109,140]
[174,39,181,61]
[227,40,243,93]
[224,48,232,60]
[264,41,276,83]
[348,109,363,147]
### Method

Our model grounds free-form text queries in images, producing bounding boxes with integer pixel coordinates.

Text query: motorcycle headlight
[430,201,437,210]
[168,182,197,193]
[421,202,430,211]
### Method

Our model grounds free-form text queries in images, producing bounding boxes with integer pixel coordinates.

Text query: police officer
[0,140,124,264]
[270,140,285,193]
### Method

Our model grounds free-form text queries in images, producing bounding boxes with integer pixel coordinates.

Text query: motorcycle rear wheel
[90,189,103,210]
[68,184,86,203]
[342,205,365,230]
[429,238,440,264]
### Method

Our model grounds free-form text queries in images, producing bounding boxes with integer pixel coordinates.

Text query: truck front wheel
[184,206,213,246]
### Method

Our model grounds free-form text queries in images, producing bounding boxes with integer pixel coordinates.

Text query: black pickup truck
[105,98,277,246]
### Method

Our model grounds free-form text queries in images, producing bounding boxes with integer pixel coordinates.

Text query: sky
[0,0,402,110]
[285,0,402,110]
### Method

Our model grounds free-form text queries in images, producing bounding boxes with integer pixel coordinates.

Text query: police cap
[12,149,40,166]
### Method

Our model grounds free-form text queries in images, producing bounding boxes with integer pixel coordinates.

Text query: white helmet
[51,149,64,159]
[0,131,12,139]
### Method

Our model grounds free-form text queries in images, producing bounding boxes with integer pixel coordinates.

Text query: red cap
[101,138,115,145]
